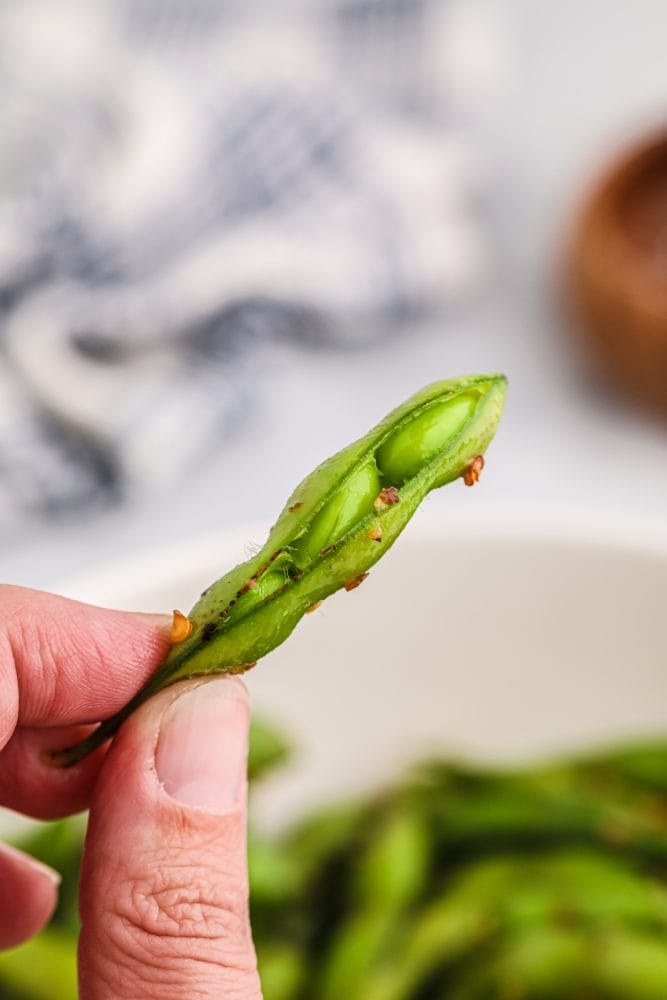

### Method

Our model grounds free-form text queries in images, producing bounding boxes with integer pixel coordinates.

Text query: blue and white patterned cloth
[0,0,506,526]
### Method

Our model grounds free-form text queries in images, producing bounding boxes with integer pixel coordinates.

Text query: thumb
[79,677,261,1000]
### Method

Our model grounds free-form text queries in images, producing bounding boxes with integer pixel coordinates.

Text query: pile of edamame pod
[4,722,667,999]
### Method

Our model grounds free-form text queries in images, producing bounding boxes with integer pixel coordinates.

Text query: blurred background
[2,2,667,998]
[1,0,665,589]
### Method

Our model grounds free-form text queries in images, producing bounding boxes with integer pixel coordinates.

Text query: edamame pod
[0,928,78,1000]
[247,718,292,783]
[318,907,398,1000]
[450,927,592,1000]
[255,942,306,1000]
[247,831,305,907]
[594,931,667,999]
[354,899,491,1000]
[354,804,431,912]
[53,373,506,766]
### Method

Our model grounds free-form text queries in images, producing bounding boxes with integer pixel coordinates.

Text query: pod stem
[48,670,172,768]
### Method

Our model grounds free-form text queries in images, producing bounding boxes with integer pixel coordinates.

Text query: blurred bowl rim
[54,502,667,606]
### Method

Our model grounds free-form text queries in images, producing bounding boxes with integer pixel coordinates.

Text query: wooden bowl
[567,131,667,416]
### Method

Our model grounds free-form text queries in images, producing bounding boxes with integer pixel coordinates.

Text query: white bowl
[49,503,667,830]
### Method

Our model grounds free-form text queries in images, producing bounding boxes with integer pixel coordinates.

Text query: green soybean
[292,460,381,564]
[376,391,479,485]
[53,373,507,767]
[233,562,294,623]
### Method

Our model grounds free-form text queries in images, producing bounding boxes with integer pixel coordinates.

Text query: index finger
[0,584,171,750]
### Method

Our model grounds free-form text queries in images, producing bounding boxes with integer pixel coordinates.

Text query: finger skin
[0,725,107,819]
[0,585,175,967]
[0,842,60,949]
[0,585,170,819]
[79,678,261,1000]
[0,585,171,739]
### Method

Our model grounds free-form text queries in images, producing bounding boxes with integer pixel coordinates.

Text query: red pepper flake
[170,610,192,644]
[228,661,258,675]
[288,501,304,512]
[367,526,382,542]
[320,543,337,556]
[373,486,400,511]
[306,599,324,614]
[463,454,484,487]
[344,572,369,591]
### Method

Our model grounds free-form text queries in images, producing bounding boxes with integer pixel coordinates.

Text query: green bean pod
[318,907,399,1000]
[354,803,431,912]
[593,931,667,999]
[350,851,667,1000]
[0,928,78,1000]
[247,718,292,783]
[255,942,306,1000]
[53,373,506,766]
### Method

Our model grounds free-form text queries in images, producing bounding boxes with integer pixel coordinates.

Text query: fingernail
[0,842,61,887]
[155,679,249,814]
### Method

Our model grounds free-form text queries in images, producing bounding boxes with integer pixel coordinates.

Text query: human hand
[0,585,262,999]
